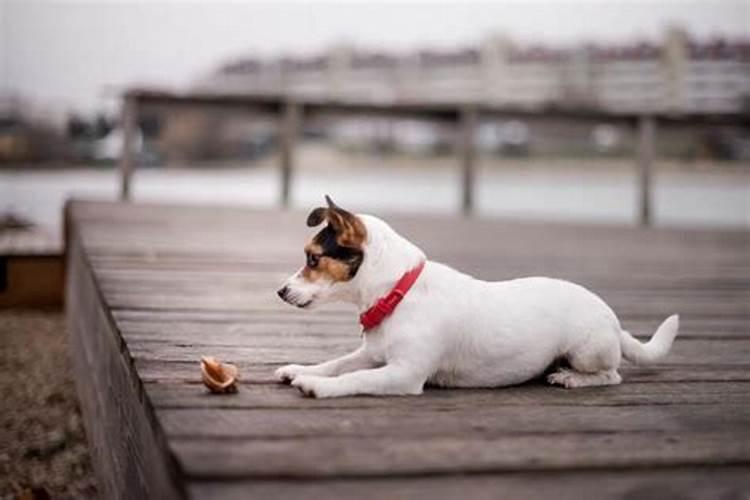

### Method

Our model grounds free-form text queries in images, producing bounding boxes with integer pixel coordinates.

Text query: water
[1,163,748,233]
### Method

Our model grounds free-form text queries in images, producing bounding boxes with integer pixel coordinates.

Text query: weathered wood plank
[115,316,749,342]
[113,308,357,324]
[136,359,750,385]
[172,431,750,478]
[96,281,749,317]
[188,467,750,500]
[95,273,750,298]
[125,338,750,365]
[90,259,750,287]
[158,403,750,440]
[145,380,750,409]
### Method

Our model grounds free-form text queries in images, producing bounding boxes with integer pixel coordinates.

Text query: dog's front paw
[291,375,334,398]
[274,364,309,384]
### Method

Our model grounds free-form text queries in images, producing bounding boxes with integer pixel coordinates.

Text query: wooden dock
[65,200,750,499]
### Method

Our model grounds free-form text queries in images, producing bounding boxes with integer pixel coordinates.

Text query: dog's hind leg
[547,335,622,389]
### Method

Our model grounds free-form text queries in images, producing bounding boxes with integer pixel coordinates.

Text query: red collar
[360,261,426,332]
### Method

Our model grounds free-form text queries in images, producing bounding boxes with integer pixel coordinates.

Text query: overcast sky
[2,0,748,114]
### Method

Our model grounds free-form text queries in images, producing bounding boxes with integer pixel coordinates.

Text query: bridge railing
[119,89,747,225]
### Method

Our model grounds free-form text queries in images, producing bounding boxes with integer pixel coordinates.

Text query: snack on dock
[200,356,239,393]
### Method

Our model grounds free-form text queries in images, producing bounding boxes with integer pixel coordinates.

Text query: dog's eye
[306,252,320,268]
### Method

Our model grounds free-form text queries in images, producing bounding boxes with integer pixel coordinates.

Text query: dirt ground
[0,309,96,499]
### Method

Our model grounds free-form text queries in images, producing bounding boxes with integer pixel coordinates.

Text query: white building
[201,29,750,115]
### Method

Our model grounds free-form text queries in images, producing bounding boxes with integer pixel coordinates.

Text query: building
[200,28,750,115]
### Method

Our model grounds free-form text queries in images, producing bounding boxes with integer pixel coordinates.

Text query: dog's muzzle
[277,285,312,308]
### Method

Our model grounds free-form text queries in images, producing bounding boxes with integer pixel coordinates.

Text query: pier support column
[280,99,299,208]
[637,115,655,226]
[460,106,478,216]
[119,95,137,201]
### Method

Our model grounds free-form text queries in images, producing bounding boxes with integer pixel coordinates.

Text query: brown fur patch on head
[305,196,367,248]
[302,197,366,283]
[301,255,352,283]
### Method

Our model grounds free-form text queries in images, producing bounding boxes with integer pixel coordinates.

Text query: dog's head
[277,195,367,308]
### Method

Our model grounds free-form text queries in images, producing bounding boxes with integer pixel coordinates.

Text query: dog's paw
[291,375,334,398]
[274,364,309,384]
[547,368,622,388]
[547,369,580,389]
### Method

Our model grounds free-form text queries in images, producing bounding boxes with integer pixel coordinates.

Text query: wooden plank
[172,431,750,478]
[79,229,747,262]
[123,338,750,365]
[145,357,750,385]
[95,273,750,300]
[89,258,749,283]
[113,308,357,324]
[98,292,750,318]
[118,319,360,340]
[188,467,750,500]
[84,247,748,271]
[91,264,750,288]
[114,314,748,340]
[93,273,750,299]
[145,380,750,409]
[158,402,750,440]
[109,306,748,341]
[137,361,750,386]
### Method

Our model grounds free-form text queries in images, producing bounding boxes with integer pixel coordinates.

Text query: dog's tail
[619,314,679,365]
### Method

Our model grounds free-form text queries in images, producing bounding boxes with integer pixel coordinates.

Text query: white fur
[276,214,680,398]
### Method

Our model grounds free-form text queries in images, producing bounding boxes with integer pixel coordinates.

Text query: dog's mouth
[277,285,316,309]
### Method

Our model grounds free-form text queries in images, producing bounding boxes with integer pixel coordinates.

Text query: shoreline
[2,154,748,232]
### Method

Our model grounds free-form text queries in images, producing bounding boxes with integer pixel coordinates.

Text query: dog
[275,196,679,398]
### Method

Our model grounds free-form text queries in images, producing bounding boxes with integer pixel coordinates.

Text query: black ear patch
[306,207,327,227]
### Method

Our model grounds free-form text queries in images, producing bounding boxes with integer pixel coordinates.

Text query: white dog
[276,196,679,398]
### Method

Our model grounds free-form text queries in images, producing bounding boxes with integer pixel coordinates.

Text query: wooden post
[119,95,137,201]
[460,106,478,215]
[280,99,299,208]
[637,115,655,226]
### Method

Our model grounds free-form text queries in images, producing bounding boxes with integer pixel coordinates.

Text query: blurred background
[1,0,749,237]
[0,1,748,497]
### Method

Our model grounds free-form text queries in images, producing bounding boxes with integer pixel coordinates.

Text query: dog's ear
[325,195,341,211]
[306,207,327,227]
[323,195,367,247]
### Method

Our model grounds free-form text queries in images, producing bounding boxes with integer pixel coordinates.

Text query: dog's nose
[277,286,289,300]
